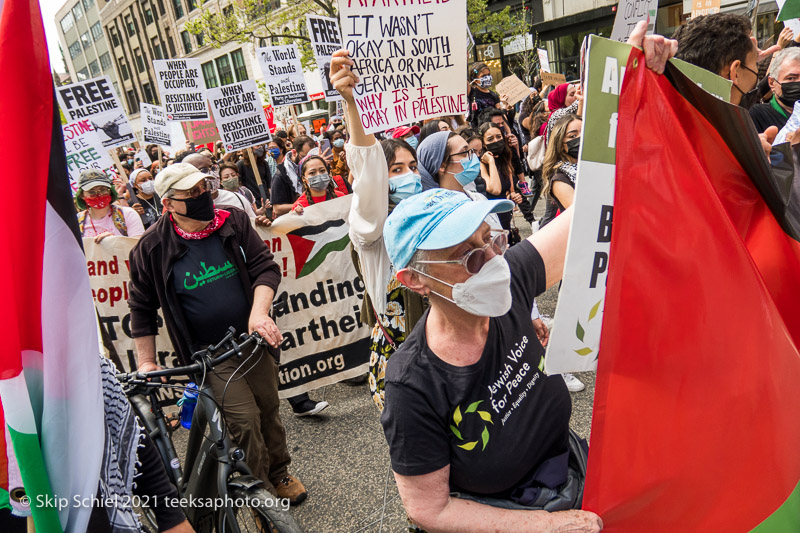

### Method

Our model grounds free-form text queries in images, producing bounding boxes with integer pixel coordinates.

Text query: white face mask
[413,255,512,317]
[139,180,156,195]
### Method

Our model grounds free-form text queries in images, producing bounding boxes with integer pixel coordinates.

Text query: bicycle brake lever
[230,338,243,357]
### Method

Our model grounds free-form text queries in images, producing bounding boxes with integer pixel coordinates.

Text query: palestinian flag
[777,0,800,22]
[286,219,350,278]
[583,48,800,531]
[0,0,104,530]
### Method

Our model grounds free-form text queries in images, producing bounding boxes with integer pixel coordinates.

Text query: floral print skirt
[368,278,407,412]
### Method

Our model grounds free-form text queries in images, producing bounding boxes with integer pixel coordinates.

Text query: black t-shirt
[550,170,574,212]
[270,164,299,206]
[132,193,161,229]
[749,101,789,133]
[469,89,500,127]
[381,240,571,496]
[173,233,251,346]
[485,159,514,230]
[236,159,270,203]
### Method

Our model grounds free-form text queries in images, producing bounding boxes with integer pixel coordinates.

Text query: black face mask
[486,140,506,156]
[778,80,800,107]
[566,137,581,159]
[171,191,215,222]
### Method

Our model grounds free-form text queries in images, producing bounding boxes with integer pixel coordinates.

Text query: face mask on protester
[485,139,506,156]
[85,194,112,209]
[778,80,800,107]
[413,255,512,317]
[170,191,215,222]
[333,138,345,148]
[478,75,493,88]
[388,171,422,203]
[222,177,239,191]
[206,176,220,193]
[269,147,281,159]
[138,180,156,196]
[307,172,331,191]
[566,137,581,159]
[450,153,481,187]
[404,136,419,149]
[253,147,266,158]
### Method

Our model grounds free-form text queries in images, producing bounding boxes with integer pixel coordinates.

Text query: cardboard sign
[339,0,469,134]
[610,0,658,42]
[207,80,272,151]
[257,44,310,107]
[181,119,221,146]
[495,75,532,106]
[306,14,344,102]
[56,76,135,148]
[153,59,210,121]
[140,103,171,146]
[541,72,567,87]
[544,36,732,375]
[62,120,115,193]
[537,48,551,73]
[691,0,720,17]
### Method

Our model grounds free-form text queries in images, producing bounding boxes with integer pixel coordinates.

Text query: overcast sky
[40,0,69,72]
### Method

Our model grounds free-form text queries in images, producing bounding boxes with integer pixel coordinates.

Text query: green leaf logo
[481,426,490,450]
[588,299,602,321]
[575,347,593,356]
[458,441,478,451]
[576,320,585,342]
[450,425,463,440]
[451,401,493,453]
[453,405,462,426]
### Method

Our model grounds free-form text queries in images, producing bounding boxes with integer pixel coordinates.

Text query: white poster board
[62,120,115,193]
[307,14,344,102]
[56,76,135,148]
[153,59,210,121]
[257,44,310,107]
[338,0,469,133]
[207,80,273,151]
[140,103,172,146]
[610,0,658,42]
[537,48,551,73]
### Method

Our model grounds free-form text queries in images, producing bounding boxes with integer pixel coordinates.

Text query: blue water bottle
[178,383,199,429]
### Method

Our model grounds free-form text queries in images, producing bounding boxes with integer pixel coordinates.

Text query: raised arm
[330,50,373,148]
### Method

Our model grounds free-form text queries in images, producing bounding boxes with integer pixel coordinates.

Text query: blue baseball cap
[384,189,514,270]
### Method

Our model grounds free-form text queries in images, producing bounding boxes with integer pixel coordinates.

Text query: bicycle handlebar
[116,329,263,385]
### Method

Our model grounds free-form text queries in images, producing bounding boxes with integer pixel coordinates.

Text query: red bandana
[170,209,230,240]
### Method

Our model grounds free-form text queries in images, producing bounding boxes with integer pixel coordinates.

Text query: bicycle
[117,328,304,533]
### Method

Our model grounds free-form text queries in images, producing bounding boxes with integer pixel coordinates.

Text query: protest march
[2,0,800,531]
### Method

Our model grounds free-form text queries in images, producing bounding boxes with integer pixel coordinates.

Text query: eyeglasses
[84,187,111,197]
[415,230,509,275]
[197,164,219,174]
[449,148,477,161]
[172,181,208,200]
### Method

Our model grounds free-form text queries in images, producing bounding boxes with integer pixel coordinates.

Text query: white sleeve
[346,141,389,246]
[121,206,146,237]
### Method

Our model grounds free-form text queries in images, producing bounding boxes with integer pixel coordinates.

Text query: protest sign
[56,76,135,148]
[306,14,344,102]
[610,0,658,42]
[135,150,151,167]
[140,103,171,146]
[495,75,531,106]
[339,0,469,134]
[263,105,277,133]
[207,80,272,151]
[153,59,210,121]
[62,120,115,193]
[181,119,221,146]
[537,48,551,72]
[541,71,567,87]
[84,196,370,398]
[257,44,310,107]
[776,0,800,35]
[544,36,731,375]
[690,0,720,18]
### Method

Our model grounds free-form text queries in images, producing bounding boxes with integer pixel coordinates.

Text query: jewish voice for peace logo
[450,400,493,451]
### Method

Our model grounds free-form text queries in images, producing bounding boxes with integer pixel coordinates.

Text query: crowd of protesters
[61,10,800,533]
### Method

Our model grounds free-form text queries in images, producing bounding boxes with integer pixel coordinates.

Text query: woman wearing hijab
[127,168,162,230]
[543,82,581,144]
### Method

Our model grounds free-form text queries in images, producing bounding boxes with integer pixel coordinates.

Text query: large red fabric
[583,49,800,531]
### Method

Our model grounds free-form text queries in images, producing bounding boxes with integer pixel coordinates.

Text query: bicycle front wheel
[219,487,304,533]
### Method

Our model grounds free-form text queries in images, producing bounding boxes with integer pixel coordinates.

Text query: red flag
[584,49,800,531]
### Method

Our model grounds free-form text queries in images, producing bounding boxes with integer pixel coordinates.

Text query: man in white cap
[127,163,308,504]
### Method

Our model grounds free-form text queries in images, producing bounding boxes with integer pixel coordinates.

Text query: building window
[196,32,204,47]
[125,15,135,36]
[181,30,192,53]
[215,54,233,85]
[113,81,120,97]
[60,13,74,33]
[134,48,146,72]
[143,82,156,103]
[172,0,184,19]
[202,60,218,88]
[157,0,166,16]
[72,3,83,21]
[100,52,112,70]
[167,34,177,57]
[151,37,163,60]
[108,26,120,47]
[77,67,89,80]
[186,0,197,12]
[119,58,130,80]
[82,0,94,10]
[89,60,100,76]
[222,5,233,18]
[126,89,139,114]
[231,48,247,82]
[80,31,92,49]
[144,5,154,24]
[68,41,82,58]
[91,22,103,41]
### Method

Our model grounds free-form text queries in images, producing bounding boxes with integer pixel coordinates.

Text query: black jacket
[127,208,281,365]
